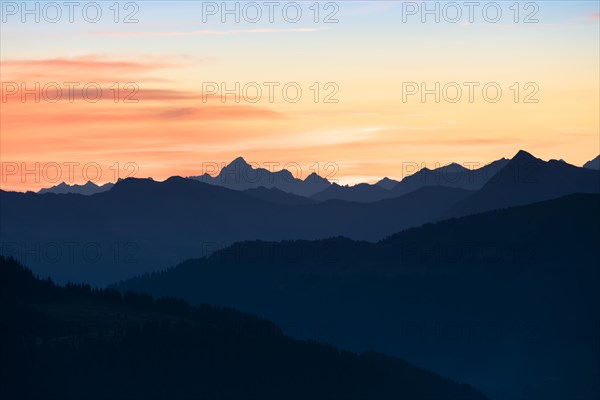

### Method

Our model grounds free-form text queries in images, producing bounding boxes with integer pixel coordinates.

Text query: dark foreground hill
[118,194,600,400]
[0,256,487,400]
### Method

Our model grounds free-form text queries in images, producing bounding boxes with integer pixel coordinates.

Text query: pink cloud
[1,56,175,72]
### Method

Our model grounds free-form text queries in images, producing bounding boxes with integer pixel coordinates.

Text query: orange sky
[1,1,599,191]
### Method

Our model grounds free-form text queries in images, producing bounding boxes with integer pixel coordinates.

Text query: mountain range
[1,179,472,285]
[3,150,599,285]
[38,181,115,195]
[189,156,331,197]
[311,158,510,202]
[118,194,600,400]
[447,150,600,217]
[38,153,599,199]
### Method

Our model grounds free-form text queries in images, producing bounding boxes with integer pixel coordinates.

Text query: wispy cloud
[1,55,175,72]
[91,27,324,38]
[0,55,183,83]
[2,103,283,127]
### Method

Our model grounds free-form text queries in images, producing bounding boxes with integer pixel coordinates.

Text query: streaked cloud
[92,28,324,38]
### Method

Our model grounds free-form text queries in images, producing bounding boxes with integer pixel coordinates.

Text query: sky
[1,0,599,191]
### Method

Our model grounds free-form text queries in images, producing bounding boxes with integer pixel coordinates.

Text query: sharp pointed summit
[225,156,252,169]
[189,156,331,196]
[304,172,328,184]
[512,149,538,162]
[232,156,249,164]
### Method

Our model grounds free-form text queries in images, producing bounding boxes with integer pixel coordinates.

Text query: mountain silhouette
[118,194,600,400]
[190,157,331,197]
[0,256,487,400]
[190,156,507,203]
[390,158,509,197]
[38,181,114,195]
[448,150,600,217]
[583,155,600,170]
[311,158,509,203]
[0,177,471,285]
[3,150,598,285]
[375,177,399,190]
